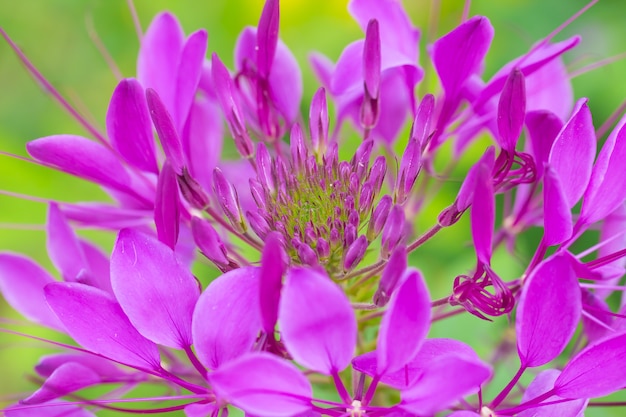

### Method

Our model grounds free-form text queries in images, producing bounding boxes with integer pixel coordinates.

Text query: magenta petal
[257,0,279,78]
[181,97,223,191]
[267,38,303,125]
[431,16,494,96]
[44,282,161,370]
[332,41,363,96]
[110,229,199,349]
[35,353,125,378]
[516,253,581,368]
[78,240,112,294]
[555,332,626,399]
[209,352,312,417]
[106,78,157,173]
[349,0,419,66]
[548,98,595,208]
[154,161,180,249]
[174,29,208,130]
[354,338,480,390]
[46,203,86,282]
[0,253,63,330]
[260,232,285,334]
[146,88,186,175]
[525,110,562,179]
[22,362,100,404]
[377,269,430,375]
[580,113,626,226]
[543,165,573,246]
[470,160,494,265]
[279,268,356,374]
[456,147,495,211]
[497,68,526,152]
[137,12,184,112]
[518,370,587,417]
[192,267,262,369]
[27,135,132,194]
[400,354,491,415]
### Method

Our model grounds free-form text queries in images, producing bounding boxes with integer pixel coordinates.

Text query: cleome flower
[4,0,626,416]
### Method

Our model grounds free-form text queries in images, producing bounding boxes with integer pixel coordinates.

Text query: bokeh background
[1,0,625,415]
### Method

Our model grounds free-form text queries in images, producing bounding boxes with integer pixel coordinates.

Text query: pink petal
[78,239,112,294]
[555,331,626,399]
[377,269,430,375]
[209,352,312,417]
[154,161,181,249]
[470,159,494,265]
[44,282,161,370]
[257,0,279,78]
[431,16,493,96]
[174,29,208,130]
[22,362,100,404]
[27,135,134,196]
[146,88,186,175]
[235,27,302,125]
[46,203,87,282]
[516,253,581,368]
[279,268,356,375]
[110,229,199,349]
[518,369,587,417]
[137,12,184,113]
[192,267,262,369]
[542,165,573,246]
[548,98,595,208]
[260,232,286,334]
[0,253,63,330]
[400,354,491,415]
[106,78,157,173]
[497,68,526,152]
[181,97,223,191]
[35,353,125,378]
[349,0,420,66]
[354,338,480,390]
[525,110,562,179]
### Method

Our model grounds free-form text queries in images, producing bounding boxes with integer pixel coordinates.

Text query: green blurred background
[1,0,625,414]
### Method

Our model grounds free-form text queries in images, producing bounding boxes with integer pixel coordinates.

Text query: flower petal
[516,253,581,368]
[209,352,312,417]
[431,16,493,97]
[154,161,181,249]
[46,203,86,282]
[555,331,626,399]
[45,282,161,370]
[27,135,135,197]
[106,78,157,173]
[137,12,184,113]
[192,267,262,369]
[518,369,587,417]
[400,353,491,415]
[377,269,430,375]
[111,229,199,348]
[548,98,595,208]
[543,165,573,246]
[279,267,356,374]
[22,362,100,405]
[525,110,562,179]
[174,29,208,130]
[0,253,63,330]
